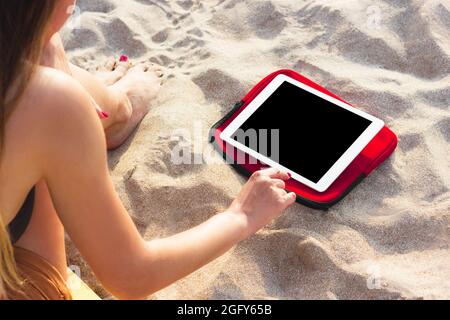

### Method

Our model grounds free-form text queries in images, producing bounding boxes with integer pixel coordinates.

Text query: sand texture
[64,0,450,299]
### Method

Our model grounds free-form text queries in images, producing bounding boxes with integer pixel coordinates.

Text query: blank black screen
[233,81,371,183]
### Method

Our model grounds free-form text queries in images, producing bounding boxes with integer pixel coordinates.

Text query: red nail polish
[101,111,109,119]
[119,55,128,62]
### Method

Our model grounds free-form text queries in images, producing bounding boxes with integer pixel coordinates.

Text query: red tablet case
[209,69,398,210]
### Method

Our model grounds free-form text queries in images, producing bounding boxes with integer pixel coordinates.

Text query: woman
[0,0,296,300]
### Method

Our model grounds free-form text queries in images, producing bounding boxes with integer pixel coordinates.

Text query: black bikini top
[8,188,35,244]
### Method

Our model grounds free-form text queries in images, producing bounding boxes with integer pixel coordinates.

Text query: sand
[63,0,450,299]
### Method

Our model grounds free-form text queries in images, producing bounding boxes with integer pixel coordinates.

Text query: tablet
[220,74,385,192]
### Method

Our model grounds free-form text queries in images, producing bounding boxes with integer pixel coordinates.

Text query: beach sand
[64,0,450,299]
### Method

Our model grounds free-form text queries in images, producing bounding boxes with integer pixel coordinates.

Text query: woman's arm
[38,70,295,299]
[130,166,294,298]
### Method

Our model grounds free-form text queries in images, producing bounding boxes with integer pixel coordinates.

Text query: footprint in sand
[76,0,116,13]
[247,1,287,40]
[99,18,147,57]
[192,69,248,111]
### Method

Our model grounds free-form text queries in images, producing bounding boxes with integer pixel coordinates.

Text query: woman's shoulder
[10,66,105,162]
[15,66,102,138]
[1,67,104,212]
[25,66,95,118]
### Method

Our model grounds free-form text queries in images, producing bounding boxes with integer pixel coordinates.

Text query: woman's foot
[105,63,164,150]
[95,57,132,86]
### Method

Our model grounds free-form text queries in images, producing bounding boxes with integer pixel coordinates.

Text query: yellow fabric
[66,268,101,300]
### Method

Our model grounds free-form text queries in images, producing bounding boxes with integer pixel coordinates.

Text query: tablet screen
[231,81,372,183]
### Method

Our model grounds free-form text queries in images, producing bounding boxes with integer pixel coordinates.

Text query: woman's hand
[228,167,297,238]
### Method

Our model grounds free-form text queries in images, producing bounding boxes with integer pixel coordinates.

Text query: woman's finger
[281,192,297,209]
[275,187,288,196]
[258,167,291,180]
[271,179,286,189]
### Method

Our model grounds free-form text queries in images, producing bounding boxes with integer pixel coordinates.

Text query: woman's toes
[136,63,153,72]
[95,59,132,86]
[151,64,165,77]
[148,63,163,71]
[95,57,116,73]
[128,63,145,73]
[114,60,132,75]
[104,56,117,71]
[119,62,165,81]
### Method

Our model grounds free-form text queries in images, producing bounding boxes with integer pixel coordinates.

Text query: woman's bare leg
[69,63,131,132]
[70,62,163,149]
[41,33,163,149]
[105,63,163,149]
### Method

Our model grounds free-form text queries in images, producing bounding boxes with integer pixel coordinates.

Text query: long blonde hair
[0,217,22,297]
[0,0,57,298]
